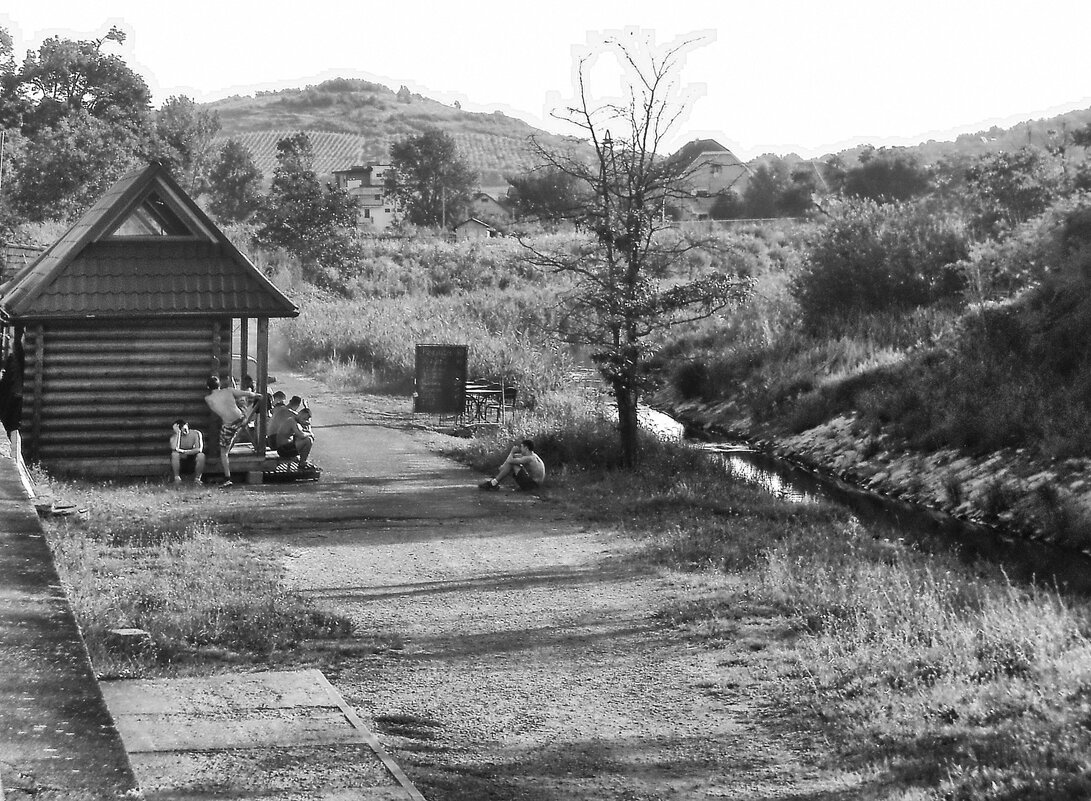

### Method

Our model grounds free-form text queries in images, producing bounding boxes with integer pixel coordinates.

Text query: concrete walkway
[101,669,424,800]
[0,458,137,800]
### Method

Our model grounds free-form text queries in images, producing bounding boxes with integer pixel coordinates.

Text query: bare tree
[523,31,750,467]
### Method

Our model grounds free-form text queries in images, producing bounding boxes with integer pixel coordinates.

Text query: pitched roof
[0,163,298,322]
[454,217,495,230]
[668,138,746,171]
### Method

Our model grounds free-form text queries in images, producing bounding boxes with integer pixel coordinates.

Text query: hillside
[811,106,1091,169]
[206,78,587,190]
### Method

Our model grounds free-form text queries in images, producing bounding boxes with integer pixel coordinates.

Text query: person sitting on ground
[204,375,262,487]
[169,419,206,484]
[479,439,546,492]
[272,395,314,468]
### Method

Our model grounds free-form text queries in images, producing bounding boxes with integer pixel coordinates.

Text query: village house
[667,138,752,220]
[331,164,397,231]
[469,191,511,226]
[453,217,498,240]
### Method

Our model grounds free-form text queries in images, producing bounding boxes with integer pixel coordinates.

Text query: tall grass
[274,234,581,400]
[565,442,1091,800]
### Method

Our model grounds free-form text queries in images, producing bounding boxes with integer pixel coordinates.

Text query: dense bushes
[791,198,968,331]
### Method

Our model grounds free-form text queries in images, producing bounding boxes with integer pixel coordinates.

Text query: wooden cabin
[0,163,299,479]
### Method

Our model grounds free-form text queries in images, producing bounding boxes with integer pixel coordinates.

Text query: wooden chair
[488,383,518,422]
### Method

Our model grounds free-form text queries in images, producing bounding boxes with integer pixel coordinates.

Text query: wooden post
[255,318,269,459]
[239,317,249,383]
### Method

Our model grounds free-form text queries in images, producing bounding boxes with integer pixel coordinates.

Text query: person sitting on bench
[169,419,206,484]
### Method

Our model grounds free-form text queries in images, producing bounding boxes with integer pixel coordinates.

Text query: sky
[3,1,1091,160]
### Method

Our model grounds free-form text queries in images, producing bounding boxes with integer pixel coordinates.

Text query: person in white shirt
[479,439,546,492]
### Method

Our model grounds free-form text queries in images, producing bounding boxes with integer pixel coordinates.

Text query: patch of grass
[563,440,1091,800]
[36,475,360,676]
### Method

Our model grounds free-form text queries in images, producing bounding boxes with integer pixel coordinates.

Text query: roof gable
[0,163,297,321]
[669,138,744,171]
[455,217,494,230]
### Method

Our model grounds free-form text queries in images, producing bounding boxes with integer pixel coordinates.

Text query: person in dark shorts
[479,439,546,492]
[204,375,262,487]
[169,419,206,483]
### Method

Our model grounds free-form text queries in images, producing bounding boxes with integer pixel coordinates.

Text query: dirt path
[235,374,861,800]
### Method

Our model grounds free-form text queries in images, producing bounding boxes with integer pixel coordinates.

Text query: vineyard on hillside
[215,129,553,188]
[204,78,590,191]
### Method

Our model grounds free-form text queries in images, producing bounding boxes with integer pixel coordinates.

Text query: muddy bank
[663,397,1091,555]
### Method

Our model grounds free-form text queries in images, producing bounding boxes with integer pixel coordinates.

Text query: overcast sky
[4,1,1091,160]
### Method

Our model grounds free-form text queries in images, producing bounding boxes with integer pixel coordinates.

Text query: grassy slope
[206,78,588,187]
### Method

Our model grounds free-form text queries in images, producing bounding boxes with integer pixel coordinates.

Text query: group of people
[171,375,317,486]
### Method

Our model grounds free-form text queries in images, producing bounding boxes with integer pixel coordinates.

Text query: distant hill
[781,106,1091,170]
[206,78,587,191]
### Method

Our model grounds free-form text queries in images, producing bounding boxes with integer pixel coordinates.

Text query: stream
[702,440,1091,596]
[638,405,1091,595]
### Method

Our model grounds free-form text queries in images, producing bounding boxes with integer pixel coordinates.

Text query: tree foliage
[791,198,969,331]
[739,156,817,218]
[206,138,263,224]
[524,31,750,466]
[153,95,221,195]
[506,165,588,223]
[386,128,477,227]
[253,132,361,290]
[14,26,151,136]
[836,146,932,202]
[0,25,152,220]
[961,147,1058,238]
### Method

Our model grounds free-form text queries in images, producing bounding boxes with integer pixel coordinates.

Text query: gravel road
[241,375,862,800]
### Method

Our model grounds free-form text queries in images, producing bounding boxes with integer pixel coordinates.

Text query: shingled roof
[668,138,746,171]
[0,163,298,322]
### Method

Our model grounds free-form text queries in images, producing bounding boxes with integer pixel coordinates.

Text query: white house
[331,164,397,231]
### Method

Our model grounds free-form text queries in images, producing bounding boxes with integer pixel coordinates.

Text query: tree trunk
[614,384,640,468]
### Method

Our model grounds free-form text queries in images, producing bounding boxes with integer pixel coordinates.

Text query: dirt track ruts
[232,374,863,800]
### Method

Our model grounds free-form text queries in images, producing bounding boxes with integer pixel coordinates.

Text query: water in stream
[699,441,1091,597]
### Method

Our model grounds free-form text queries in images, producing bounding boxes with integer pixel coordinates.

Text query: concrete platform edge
[0,458,139,799]
[314,671,428,801]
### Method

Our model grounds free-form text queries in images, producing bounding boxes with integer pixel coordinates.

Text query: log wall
[23,319,230,466]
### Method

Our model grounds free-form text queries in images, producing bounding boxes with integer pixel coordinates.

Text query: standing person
[239,374,263,448]
[204,375,261,487]
[0,344,25,466]
[478,439,546,492]
[169,419,206,483]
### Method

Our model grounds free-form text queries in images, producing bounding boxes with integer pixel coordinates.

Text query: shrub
[792,198,969,331]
